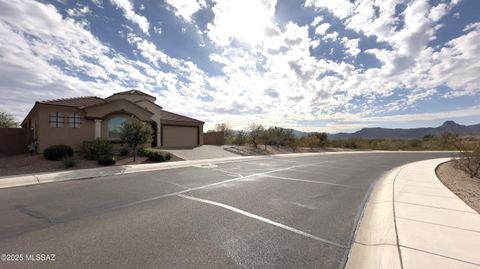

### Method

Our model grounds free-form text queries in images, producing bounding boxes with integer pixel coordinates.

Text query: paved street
[0,152,449,269]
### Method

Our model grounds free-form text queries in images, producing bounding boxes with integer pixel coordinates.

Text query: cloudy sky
[0,0,479,132]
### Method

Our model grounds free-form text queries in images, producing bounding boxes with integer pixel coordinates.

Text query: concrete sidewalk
[163,145,239,160]
[346,158,480,269]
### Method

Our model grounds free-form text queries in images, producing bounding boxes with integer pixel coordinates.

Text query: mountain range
[328,121,480,140]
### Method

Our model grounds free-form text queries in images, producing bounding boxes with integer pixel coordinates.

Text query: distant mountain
[329,121,480,140]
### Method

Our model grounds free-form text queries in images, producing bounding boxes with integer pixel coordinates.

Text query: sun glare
[222,0,274,45]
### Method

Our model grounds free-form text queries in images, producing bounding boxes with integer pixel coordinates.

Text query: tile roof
[109,90,156,99]
[160,110,204,123]
[38,96,105,107]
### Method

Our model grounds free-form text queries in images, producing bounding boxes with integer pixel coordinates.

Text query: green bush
[62,157,76,168]
[120,148,129,156]
[137,148,148,157]
[81,139,112,160]
[147,152,165,162]
[97,155,116,166]
[164,152,171,161]
[43,144,73,161]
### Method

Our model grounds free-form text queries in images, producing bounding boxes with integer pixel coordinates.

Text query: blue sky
[0,0,479,132]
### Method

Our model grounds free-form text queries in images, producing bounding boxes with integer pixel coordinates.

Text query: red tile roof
[160,110,204,123]
[38,96,105,107]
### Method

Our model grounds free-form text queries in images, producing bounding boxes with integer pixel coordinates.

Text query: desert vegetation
[213,122,476,152]
[451,136,480,178]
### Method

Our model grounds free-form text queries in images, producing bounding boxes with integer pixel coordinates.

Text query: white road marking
[213,168,244,178]
[177,194,346,249]
[263,175,357,188]
[110,161,332,211]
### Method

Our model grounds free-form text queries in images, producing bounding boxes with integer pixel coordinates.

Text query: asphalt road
[0,152,450,269]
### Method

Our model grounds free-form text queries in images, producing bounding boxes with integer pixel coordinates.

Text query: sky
[0,0,479,133]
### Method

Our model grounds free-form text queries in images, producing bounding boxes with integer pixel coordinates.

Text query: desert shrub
[232,131,247,145]
[453,139,480,178]
[62,157,76,168]
[137,147,155,157]
[147,152,165,162]
[43,144,73,161]
[137,147,148,157]
[120,148,129,156]
[97,155,116,166]
[164,152,172,161]
[81,139,112,160]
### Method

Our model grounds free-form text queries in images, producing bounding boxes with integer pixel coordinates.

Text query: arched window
[108,115,129,139]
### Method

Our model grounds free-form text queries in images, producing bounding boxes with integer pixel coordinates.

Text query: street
[0,152,450,268]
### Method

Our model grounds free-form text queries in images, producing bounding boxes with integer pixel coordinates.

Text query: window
[108,115,128,139]
[49,112,64,128]
[68,113,81,128]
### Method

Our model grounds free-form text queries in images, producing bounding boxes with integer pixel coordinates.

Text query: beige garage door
[162,125,198,147]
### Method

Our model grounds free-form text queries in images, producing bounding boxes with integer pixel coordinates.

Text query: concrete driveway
[163,145,239,160]
[0,152,449,268]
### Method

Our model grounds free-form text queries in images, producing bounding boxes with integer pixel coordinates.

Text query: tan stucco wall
[22,104,40,140]
[135,100,162,147]
[84,99,153,121]
[36,104,94,151]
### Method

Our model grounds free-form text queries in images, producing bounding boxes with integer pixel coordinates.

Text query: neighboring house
[21,90,204,151]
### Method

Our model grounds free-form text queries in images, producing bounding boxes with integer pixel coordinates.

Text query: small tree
[119,117,153,161]
[314,132,328,147]
[303,135,318,150]
[214,123,234,144]
[260,128,271,150]
[248,123,264,148]
[0,112,17,128]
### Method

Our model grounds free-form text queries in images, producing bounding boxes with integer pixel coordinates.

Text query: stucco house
[20,90,204,151]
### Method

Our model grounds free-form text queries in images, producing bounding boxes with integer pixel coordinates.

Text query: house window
[49,112,64,128]
[68,113,81,128]
[108,115,128,139]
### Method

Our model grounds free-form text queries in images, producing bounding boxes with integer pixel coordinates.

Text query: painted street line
[262,174,359,188]
[177,194,347,249]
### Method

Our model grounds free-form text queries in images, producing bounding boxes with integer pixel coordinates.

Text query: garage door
[162,125,198,147]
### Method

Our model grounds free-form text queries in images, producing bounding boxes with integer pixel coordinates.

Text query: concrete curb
[345,158,480,269]
[0,150,454,190]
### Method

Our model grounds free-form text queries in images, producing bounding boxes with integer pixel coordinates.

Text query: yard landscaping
[436,160,480,213]
[0,149,182,177]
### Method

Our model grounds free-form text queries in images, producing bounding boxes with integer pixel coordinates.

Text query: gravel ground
[0,151,181,177]
[436,160,480,213]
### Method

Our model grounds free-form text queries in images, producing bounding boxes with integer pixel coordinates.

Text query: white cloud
[464,22,480,32]
[310,15,323,26]
[164,0,206,22]
[341,37,360,57]
[91,0,103,8]
[153,25,162,35]
[314,23,330,35]
[109,0,149,34]
[305,0,354,19]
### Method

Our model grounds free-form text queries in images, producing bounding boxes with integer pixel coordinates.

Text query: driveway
[0,152,449,268]
[163,145,239,160]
